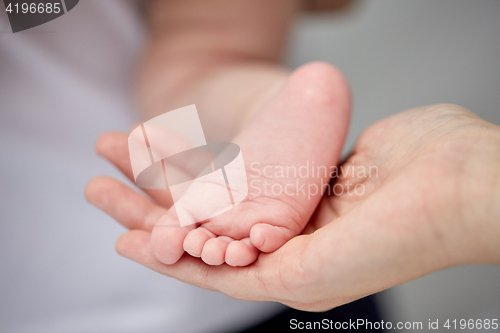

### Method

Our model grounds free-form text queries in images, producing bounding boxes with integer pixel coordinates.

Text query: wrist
[455,121,500,265]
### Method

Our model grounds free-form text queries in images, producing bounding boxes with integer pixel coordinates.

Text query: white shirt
[0,1,283,332]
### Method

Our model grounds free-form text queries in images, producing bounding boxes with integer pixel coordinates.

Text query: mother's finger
[85,176,167,230]
[95,131,174,208]
[116,228,321,309]
[116,229,277,301]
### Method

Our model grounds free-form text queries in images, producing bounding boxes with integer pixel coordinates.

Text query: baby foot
[151,62,351,266]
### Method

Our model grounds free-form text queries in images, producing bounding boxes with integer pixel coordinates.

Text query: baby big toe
[250,223,294,253]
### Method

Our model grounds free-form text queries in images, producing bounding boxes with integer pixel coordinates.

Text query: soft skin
[149,63,351,267]
[85,0,499,313]
[116,0,353,268]
[86,102,500,311]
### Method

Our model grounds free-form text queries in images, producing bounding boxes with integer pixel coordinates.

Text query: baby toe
[201,237,231,265]
[250,223,294,253]
[183,228,215,257]
[225,238,259,267]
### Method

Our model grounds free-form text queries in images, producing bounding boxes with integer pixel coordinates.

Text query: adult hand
[86,104,500,311]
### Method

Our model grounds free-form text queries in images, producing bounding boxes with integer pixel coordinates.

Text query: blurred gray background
[287,0,500,330]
